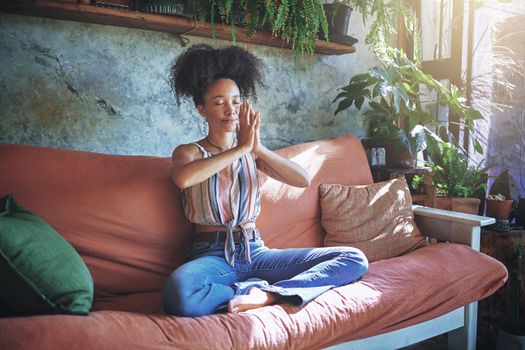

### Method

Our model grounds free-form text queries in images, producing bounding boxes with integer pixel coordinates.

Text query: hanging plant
[185,0,329,55]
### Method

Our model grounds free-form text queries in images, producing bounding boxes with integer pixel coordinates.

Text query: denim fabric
[162,237,368,317]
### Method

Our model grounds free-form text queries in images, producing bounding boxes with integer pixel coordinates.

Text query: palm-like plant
[333,48,438,158]
[333,48,485,161]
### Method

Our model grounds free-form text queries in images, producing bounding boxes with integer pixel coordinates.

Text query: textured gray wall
[0,13,377,156]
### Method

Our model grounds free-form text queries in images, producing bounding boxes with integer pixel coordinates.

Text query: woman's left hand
[246,101,263,156]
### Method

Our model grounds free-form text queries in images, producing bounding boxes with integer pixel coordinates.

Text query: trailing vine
[183,0,418,57]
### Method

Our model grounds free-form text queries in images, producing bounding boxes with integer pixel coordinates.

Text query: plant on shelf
[186,0,329,55]
[181,0,419,56]
[422,130,491,214]
[333,48,485,168]
[333,48,436,167]
[339,0,420,60]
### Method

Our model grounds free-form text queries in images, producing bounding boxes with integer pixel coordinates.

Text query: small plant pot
[486,199,513,220]
[319,4,358,46]
[496,328,525,350]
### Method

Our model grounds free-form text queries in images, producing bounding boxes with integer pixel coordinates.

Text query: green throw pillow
[0,194,93,316]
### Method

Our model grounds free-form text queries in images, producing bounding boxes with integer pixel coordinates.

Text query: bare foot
[227,287,279,313]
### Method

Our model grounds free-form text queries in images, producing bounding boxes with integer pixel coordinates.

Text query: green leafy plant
[424,131,490,198]
[333,48,438,159]
[333,48,485,161]
[184,0,420,57]
[339,0,421,61]
[186,0,329,55]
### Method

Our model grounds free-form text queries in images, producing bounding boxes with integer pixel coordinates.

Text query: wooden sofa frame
[326,205,495,350]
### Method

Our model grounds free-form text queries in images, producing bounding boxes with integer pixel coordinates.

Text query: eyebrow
[212,95,240,100]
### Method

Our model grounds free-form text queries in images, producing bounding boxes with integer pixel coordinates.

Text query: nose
[225,101,234,116]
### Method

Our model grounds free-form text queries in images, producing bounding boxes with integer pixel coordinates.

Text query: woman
[163,44,368,317]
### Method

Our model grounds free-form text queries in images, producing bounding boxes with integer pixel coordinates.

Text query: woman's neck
[205,133,235,152]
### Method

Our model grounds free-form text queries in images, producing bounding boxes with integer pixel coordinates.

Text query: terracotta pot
[486,199,513,220]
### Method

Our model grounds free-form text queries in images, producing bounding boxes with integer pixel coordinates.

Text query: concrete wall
[0,13,377,157]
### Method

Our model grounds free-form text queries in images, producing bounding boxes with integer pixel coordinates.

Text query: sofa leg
[448,302,478,350]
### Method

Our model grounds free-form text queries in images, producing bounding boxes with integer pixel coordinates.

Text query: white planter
[497,329,525,350]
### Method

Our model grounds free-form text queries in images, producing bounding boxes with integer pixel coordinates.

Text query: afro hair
[169,44,264,106]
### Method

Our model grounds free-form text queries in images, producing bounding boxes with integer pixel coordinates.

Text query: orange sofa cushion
[0,144,193,299]
[0,134,372,303]
[259,134,373,249]
[0,136,509,350]
[320,177,428,262]
[0,243,508,349]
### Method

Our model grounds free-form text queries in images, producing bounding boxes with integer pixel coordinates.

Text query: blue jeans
[162,236,368,317]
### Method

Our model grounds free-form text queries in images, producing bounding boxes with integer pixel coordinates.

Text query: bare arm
[170,144,251,189]
[171,100,257,189]
[255,147,311,188]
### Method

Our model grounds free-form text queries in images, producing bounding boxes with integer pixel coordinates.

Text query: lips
[222,119,238,123]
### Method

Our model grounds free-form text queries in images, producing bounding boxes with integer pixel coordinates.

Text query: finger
[255,112,260,130]
[239,101,246,127]
[248,104,255,122]
[245,100,251,126]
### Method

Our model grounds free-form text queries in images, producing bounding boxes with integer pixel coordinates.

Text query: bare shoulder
[171,143,202,164]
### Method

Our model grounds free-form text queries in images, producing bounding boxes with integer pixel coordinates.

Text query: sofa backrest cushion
[0,134,372,300]
[258,134,373,248]
[319,177,428,262]
[0,144,193,298]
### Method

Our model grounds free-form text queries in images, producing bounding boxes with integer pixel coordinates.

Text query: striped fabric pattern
[181,143,261,264]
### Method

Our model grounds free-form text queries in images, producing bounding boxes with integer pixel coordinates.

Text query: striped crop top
[181,143,261,265]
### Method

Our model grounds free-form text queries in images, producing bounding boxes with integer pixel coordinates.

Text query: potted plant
[180,0,418,56]
[184,0,329,55]
[318,2,358,46]
[424,132,490,215]
[333,48,439,167]
[497,243,525,349]
[334,47,485,168]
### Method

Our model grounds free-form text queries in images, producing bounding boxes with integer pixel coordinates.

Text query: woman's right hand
[236,100,257,152]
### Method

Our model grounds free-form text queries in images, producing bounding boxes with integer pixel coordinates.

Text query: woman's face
[197,79,241,133]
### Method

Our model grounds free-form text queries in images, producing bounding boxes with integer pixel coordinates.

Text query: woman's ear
[196,104,206,117]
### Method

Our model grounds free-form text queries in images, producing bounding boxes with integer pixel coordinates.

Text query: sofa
[0,134,508,350]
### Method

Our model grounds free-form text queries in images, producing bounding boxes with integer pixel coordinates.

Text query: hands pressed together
[236,100,263,155]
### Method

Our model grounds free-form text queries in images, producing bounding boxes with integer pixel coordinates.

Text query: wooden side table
[477,229,525,350]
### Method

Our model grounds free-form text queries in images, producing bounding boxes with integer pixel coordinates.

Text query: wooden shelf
[0,1,357,55]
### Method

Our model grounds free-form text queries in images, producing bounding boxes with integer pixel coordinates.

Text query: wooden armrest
[413,205,495,226]
[413,205,496,251]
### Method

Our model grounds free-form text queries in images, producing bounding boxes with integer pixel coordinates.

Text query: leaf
[474,138,484,155]
[350,73,371,83]
[332,91,348,103]
[355,97,365,110]
[334,98,356,115]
